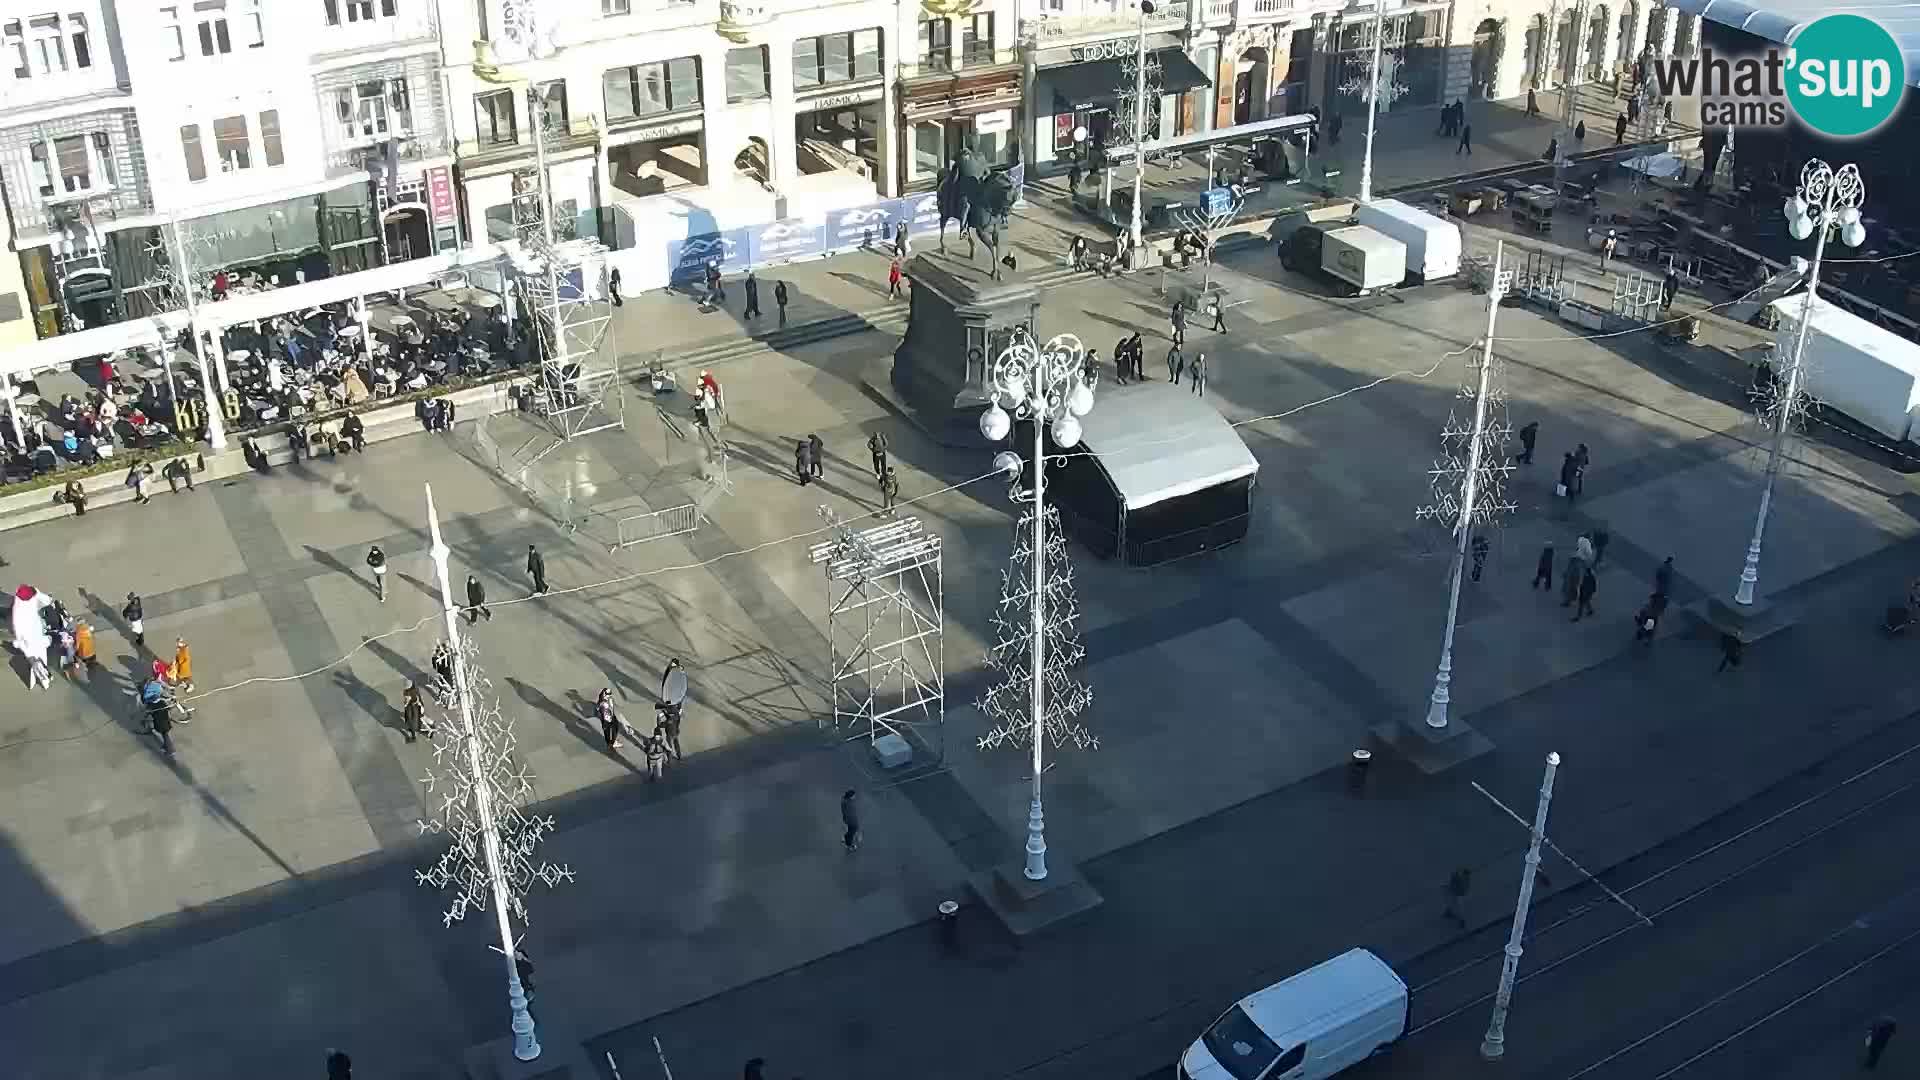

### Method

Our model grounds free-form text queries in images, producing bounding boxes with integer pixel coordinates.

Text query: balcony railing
[897,46,1021,83]
[1027,3,1190,43]
[1199,0,1301,25]
[453,118,599,164]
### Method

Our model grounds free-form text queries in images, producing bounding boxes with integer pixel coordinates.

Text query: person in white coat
[11,585,55,690]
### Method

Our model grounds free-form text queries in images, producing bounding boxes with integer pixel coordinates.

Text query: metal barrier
[614,503,701,550]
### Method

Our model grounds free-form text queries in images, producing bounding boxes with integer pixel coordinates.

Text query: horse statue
[935,149,985,255]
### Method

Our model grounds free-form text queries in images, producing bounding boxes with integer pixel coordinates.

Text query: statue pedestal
[887,251,1042,448]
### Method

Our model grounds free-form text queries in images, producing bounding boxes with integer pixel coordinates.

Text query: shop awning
[1038,48,1213,113]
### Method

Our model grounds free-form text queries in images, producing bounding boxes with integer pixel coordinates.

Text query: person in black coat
[841,789,861,851]
[1515,421,1538,464]
[806,433,824,478]
[465,574,492,623]
[526,544,548,595]
[744,271,762,319]
[773,280,790,326]
[341,413,365,453]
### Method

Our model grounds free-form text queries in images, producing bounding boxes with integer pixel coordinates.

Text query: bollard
[1347,748,1373,795]
[938,899,960,949]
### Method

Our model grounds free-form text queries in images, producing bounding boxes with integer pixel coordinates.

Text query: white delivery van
[1179,948,1408,1080]
[1767,293,1920,444]
[1318,226,1406,297]
[1353,198,1462,283]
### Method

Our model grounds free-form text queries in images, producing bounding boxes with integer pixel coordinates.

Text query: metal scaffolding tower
[510,100,621,442]
[1611,271,1664,322]
[808,510,946,760]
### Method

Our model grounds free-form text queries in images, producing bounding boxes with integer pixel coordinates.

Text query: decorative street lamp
[1417,242,1516,730]
[1340,0,1411,204]
[415,484,572,1061]
[1733,159,1866,607]
[1481,751,1562,1060]
[976,327,1097,882]
[1127,1,1158,264]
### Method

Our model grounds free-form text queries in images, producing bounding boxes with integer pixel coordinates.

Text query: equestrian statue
[935,149,1017,281]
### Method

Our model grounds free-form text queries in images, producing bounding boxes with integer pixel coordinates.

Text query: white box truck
[1279,222,1405,296]
[1768,294,1920,444]
[1353,198,1462,283]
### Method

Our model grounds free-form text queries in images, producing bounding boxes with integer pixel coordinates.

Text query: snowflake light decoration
[415,634,572,928]
[1340,45,1411,109]
[977,504,1096,753]
[1417,277,1517,537]
[1113,50,1164,157]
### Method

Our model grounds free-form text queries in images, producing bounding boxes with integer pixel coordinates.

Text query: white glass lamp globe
[1838,206,1861,227]
[979,404,1011,442]
[1842,221,1867,248]
[992,450,1023,478]
[1052,415,1082,448]
[1784,195,1808,222]
[1068,382,1094,417]
[1073,125,1088,144]
[1788,214,1813,241]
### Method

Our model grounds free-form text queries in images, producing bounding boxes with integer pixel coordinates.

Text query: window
[91,132,115,185]
[536,80,568,133]
[180,124,206,182]
[53,135,92,192]
[28,15,66,75]
[605,57,700,120]
[160,6,184,60]
[793,30,880,89]
[1199,1007,1284,1080]
[213,113,251,171]
[333,78,414,145]
[323,0,395,22]
[1272,1045,1306,1074]
[602,0,630,13]
[475,88,517,146]
[69,14,90,68]
[28,142,51,196]
[920,18,951,71]
[259,109,283,166]
[195,1,231,56]
[723,45,768,102]
[3,22,26,79]
[963,13,994,64]
[242,0,264,45]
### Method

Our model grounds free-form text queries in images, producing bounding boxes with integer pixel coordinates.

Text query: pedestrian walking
[1068,159,1083,192]
[744,1058,768,1080]
[807,433,825,478]
[1167,345,1185,384]
[1208,293,1226,333]
[74,620,96,673]
[841,789,862,851]
[526,544,549,595]
[366,544,388,602]
[171,637,194,693]
[655,702,683,760]
[1575,533,1595,565]
[1865,1016,1898,1070]
[1561,555,1586,607]
[1515,420,1538,464]
[327,1049,354,1080]
[1633,592,1668,645]
[1571,566,1598,621]
[1558,452,1579,506]
[1662,270,1679,310]
[140,672,176,755]
[1590,525,1610,567]
[643,723,667,779]
[1527,86,1540,116]
[401,682,427,743]
[1457,123,1473,155]
[514,949,536,1000]
[123,591,145,649]
[596,687,623,750]
[1169,300,1186,346]
[608,266,623,307]
[1533,541,1555,590]
[880,467,900,516]
[1601,231,1619,272]
[1130,333,1146,381]
[1716,632,1744,672]
[772,280,791,327]
[744,270,762,319]
[126,461,154,504]
[1444,867,1471,924]
[1471,535,1490,581]
[794,439,813,486]
[464,574,492,624]
[1615,112,1629,144]
[706,260,725,306]
[867,430,889,478]
[1574,119,1587,143]
[1653,555,1675,599]
[1189,352,1207,396]
[887,259,904,299]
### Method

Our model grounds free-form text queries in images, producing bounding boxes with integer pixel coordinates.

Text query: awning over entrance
[1037,48,1213,113]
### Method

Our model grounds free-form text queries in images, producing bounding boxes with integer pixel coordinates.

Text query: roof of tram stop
[0,246,514,387]
[1087,113,1331,229]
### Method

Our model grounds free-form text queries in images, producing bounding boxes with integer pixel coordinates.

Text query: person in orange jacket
[171,638,194,693]
[73,621,97,673]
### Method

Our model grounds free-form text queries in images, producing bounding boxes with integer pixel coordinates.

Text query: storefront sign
[426,166,456,227]
[1068,38,1140,62]
[667,229,750,283]
[826,203,901,250]
[749,217,825,264]
[799,84,886,111]
[1037,32,1181,69]
[623,114,705,143]
[973,109,1014,135]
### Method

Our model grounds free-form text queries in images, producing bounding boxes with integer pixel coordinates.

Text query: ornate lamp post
[977,328,1097,881]
[1340,0,1410,204]
[1734,159,1866,607]
[415,484,572,1061]
[1126,1,1158,264]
